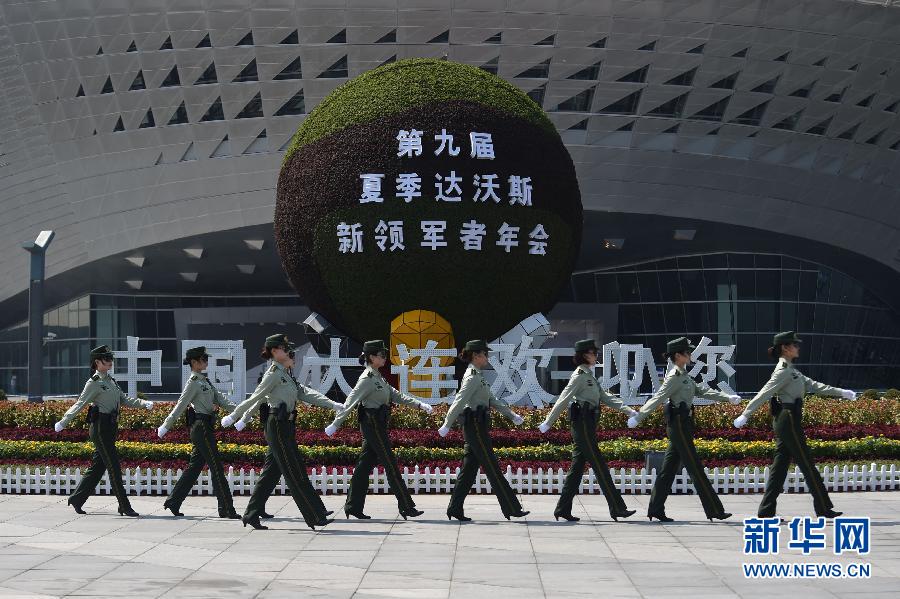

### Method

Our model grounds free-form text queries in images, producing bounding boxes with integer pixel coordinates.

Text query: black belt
[463,406,489,425]
[87,405,118,424]
[569,402,598,420]
[271,404,298,422]
[664,401,693,423]
[770,397,803,416]
[193,412,214,422]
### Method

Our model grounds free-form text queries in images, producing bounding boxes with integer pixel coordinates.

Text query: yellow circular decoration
[390,310,456,398]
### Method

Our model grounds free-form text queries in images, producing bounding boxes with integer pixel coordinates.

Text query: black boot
[67,498,86,515]
[648,512,674,523]
[345,509,371,520]
[554,512,580,522]
[242,515,268,530]
[612,509,636,521]
[447,510,471,522]
[399,507,424,520]
[118,507,140,517]
[163,501,183,517]
[505,510,530,520]
[708,512,732,522]
[219,508,241,520]
[260,511,274,519]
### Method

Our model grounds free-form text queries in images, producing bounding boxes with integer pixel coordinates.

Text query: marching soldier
[734,331,854,519]
[325,340,433,520]
[627,337,741,522]
[157,346,239,519]
[538,339,638,522]
[54,345,153,517]
[438,339,530,522]
[222,334,343,530]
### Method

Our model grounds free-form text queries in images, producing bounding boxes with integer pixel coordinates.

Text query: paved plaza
[0,491,896,598]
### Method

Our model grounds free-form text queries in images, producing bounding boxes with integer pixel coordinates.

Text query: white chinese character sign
[180,340,246,403]
[109,336,162,398]
[274,59,582,387]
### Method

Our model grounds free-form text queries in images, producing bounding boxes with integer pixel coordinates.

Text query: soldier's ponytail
[767,344,783,361]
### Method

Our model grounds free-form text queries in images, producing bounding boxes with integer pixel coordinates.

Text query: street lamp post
[21,230,55,402]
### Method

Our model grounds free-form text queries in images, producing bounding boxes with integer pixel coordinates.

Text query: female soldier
[54,345,153,517]
[627,337,741,522]
[438,339,529,522]
[734,331,854,519]
[157,346,239,519]
[324,340,433,520]
[221,334,343,530]
[538,339,639,522]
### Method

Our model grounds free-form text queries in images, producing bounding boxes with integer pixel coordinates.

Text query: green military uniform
[228,334,339,528]
[161,347,238,517]
[741,332,845,518]
[543,339,636,520]
[634,337,733,520]
[444,340,526,519]
[60,345,150,515]
[330,340,429,518]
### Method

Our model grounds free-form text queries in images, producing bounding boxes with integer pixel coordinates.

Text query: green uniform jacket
[59,371,145,427]
[230,362,338,421]
[544,365,633,427]
[741,358,843,418]
[331,365,422,429]
[636,365,733,423]
[162,372,236,430]
[442,364,516,428]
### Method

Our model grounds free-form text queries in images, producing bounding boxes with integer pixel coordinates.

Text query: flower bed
[1,436,897,465]
[2,423,897,446]
[2,396,897,431]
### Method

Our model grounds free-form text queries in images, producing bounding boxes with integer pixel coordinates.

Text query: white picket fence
[1,463,897,496]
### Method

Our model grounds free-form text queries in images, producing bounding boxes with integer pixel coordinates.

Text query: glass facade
[569,252,900,391]
[0,294,304,396]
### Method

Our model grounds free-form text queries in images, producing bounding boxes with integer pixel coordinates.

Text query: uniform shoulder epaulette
[90,373,100,381]
[366,371,375,378]
[268,364,278,373]
[190,374,199,381]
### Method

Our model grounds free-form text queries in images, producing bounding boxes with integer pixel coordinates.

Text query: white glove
[734,414,749,428]
[438,424,450,437]
[841,389,857,401]
[157,425,168,439]
[221,414,235,428]
[728,394,742,405]
[626,408,638,419]
[418,402,434,414]
[234,419,247,431]
[626,416,639,429]
[142,400,153,410]
[54,421,64,433]
[329,401,344,412]
[538,421,551,434]
[510,413,524,426]
[324,423,337,437]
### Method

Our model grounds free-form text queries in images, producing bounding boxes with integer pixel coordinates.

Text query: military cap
[666,337,695,356]
[362,340,389,355]
[463,339,489,353]
[574,339,600,353]
[264,333,296,350]
[90,345,114,360]
[773,331,802,346]
[183,346,209,365]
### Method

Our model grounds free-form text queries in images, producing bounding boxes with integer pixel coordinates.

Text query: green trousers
[345,407,416,514]
[557,405,628,518]
[447,408,522,517]
[758,404,834,517]
[69,414,132,511]
[244,415,327,525]
[165,417,234,513]
[648,407,725,519]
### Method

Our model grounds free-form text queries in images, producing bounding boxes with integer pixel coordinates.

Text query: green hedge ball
[276,59,582,344]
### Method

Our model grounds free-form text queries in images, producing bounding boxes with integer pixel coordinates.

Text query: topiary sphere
[276,58,582,344]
